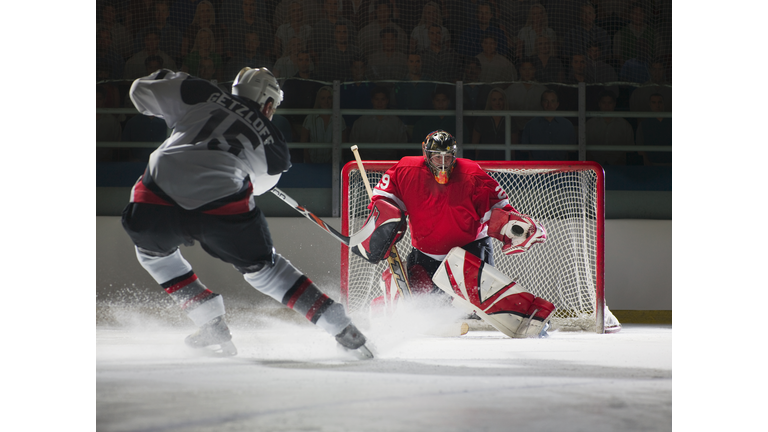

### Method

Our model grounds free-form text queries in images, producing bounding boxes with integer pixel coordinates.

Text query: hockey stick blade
[270,188,373,247]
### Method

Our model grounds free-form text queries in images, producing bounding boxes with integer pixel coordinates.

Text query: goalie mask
[422,130,457,184]
[232,67,284,110]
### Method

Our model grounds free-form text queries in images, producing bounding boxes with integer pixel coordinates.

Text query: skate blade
[337,343,374,360]
[356,344,374,360]
[188,341,238,358]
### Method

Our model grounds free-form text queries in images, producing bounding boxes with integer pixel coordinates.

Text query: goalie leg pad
[351,198,406,264]
[433,247,556,338]
[370,267,401,316]
[529,296,556,321]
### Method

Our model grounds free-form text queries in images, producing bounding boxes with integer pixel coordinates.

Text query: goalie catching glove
[351,198,407,264]
[488,208,547,255]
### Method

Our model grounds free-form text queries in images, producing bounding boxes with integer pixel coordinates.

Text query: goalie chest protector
[371,157,514,256]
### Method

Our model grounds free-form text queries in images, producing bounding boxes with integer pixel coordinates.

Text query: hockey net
[341,160,606,333]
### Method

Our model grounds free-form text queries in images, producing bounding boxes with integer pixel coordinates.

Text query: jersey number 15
[191,108,260,156]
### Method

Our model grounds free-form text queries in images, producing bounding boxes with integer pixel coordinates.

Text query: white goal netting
[342,161,605,332]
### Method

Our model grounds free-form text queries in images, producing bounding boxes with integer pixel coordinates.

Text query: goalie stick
[269,187,374,247]
[350,145,412,299]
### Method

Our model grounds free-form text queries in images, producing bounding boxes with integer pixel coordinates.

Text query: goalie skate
[433,247,555,338]
[185,316,238,357]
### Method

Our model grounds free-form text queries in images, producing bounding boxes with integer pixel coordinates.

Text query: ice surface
[96,302,672,432]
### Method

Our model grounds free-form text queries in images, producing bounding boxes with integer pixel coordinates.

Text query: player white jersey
[129,69,291,210]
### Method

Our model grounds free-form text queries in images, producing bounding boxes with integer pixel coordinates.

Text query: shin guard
[432,247,556,338]
[243,254,351,336]
[135,247,225,326]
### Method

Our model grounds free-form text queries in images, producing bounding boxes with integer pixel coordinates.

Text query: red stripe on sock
[305,295,330,321]
[286,278,313,309]
[181,290,213,310]
[165,274,199,294]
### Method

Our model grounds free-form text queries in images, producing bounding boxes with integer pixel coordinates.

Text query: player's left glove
[488,208,547,255]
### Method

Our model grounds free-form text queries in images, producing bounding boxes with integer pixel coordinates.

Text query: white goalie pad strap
[135,247,194,285]
[186,294,226,327]
[433,247,555,338]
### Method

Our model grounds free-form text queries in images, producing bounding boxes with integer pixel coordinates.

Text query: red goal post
[341,160,606,333]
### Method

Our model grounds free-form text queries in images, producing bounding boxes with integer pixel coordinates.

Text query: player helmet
[232,67,284,109]
[422,130,457,184]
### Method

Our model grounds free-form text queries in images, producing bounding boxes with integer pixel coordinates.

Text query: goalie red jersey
[370,156,515,258]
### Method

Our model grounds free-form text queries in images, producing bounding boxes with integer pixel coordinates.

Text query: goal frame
[340,160,606,334]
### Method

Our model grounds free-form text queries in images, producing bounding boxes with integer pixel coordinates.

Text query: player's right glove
[488,208,547,255]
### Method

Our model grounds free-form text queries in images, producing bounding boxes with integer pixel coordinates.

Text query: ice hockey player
[121,67,373,358]
[351,130,555,338]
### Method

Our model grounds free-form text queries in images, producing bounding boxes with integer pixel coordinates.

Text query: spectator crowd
[97,0,672,166]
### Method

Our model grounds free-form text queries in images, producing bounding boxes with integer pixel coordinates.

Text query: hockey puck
[511,225,525,236]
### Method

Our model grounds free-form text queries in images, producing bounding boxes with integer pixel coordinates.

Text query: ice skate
[335,324,374,359]
[538,321,551,338]
[185,316,237,357]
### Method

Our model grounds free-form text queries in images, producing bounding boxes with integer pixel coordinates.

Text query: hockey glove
[488,208,547,255]
[351,198,407,264]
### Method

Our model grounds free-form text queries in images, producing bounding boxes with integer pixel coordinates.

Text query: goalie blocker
[432,247,556,338]
[350,198,407,263]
